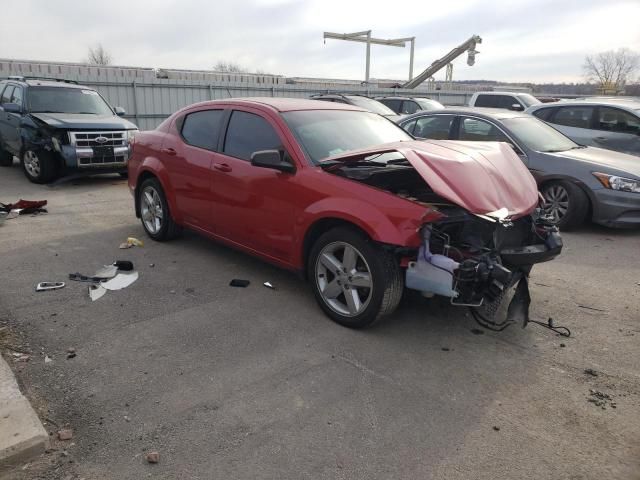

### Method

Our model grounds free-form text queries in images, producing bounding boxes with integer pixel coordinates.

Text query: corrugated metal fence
[1,59,474,130]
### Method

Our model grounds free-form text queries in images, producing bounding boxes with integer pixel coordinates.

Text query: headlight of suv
[126,129,139,144]
[593,172,640,194]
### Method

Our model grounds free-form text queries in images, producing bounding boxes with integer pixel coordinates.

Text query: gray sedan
[398,108,640,229]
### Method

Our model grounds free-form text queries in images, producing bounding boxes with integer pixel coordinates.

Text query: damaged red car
[128,98,562,330]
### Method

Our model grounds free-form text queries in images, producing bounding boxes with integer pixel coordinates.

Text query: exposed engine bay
[328,155,563,331]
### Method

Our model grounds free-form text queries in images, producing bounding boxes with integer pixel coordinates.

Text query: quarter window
[223,111,282,161]
[412,115,454,139]
[551,106,593,129]
[1,85,14,104]
[459,117,509,142]
[597,107,640,134]
[181,109,224,151]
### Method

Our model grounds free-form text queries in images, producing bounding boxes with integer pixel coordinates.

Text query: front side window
[181,109,224,151]
[28,87,113,115]
[10,87,23,107]
[282,110,411,164]
[459,117,509,142]
[552,106,593,129]
[412,115,455,139]
[1,85,14,104]
[223,111,282,161]
[597,107,640,134]
[498,96,520,110]
[401,101,420,114]
[380,99,401,113]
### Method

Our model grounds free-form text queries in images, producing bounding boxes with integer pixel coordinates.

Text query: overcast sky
[1,0,639,83]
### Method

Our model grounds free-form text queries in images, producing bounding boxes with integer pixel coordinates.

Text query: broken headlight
[593,172,640,194]
[126,129,139,144]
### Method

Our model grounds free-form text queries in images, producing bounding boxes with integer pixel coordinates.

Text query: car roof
[541,98,640,110]
[399,107,528,122]
[0,78,90,89]
[474,91,532,97]
[187,97,366,113]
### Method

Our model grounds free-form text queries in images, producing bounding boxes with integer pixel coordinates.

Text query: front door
[0,85,19,154]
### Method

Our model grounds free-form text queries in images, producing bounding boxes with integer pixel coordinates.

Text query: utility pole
[323,31,415,83]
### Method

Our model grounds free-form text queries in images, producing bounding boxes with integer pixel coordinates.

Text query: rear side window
[380,99,401,113]
[181,109,225,151]
[459,117,509,142]
[223,111,282,161]
[474,94,500,108]
[1,85,14,104]
[551,106,593,129]
[597,107,640,134]
[412,115,455,139]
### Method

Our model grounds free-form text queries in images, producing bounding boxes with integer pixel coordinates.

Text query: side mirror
[2,103,22,114]
[114,106,126,116]
[510,103,524,111]
[250,150,295,173]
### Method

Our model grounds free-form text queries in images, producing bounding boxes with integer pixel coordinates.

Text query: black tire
[307,226,403,328]
[21,149,58,184]
[541,180,589,230]
[138,177,182,241]
[0,145,13,167]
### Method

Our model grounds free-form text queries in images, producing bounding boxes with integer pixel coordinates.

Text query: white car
[526,98,640,157]
[468,91,541,112]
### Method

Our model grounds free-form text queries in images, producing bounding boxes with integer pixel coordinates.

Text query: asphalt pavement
[0,163,639,480]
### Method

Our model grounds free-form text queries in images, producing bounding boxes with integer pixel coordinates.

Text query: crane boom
[402,35,482,89]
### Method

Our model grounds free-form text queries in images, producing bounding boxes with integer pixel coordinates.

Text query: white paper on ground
[89,284,107,301]
[100,271,139,291]
[94,265,118,279]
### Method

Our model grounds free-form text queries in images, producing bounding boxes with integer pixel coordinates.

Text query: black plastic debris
[113,260,134,271]
[230,279,250,288]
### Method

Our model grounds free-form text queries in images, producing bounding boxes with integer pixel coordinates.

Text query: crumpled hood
[551,146,640,179]
[323,140,539,217]
[30,113,137,130]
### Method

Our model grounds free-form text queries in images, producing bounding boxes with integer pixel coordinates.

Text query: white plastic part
[100,271,139,291]
[89,284,107,301]
[405,228,459,297]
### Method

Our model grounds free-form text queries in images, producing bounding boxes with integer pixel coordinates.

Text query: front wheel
[308,227,403,328]
[541,180,588,230]
[22,149,57,184]
[138,177,182,241]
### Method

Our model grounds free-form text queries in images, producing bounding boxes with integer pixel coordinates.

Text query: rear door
[547,105,595,146]
[0,84,18,154]
[211,108,299,262]
[592,106,640,155]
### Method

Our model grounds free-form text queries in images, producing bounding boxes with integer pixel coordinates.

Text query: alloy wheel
[542,184,569,224]
[24,151,41,178]
[140,186,163,234]
[315,241,373,317]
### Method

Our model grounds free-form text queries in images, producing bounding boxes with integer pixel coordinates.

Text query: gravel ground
[0,164,639,480]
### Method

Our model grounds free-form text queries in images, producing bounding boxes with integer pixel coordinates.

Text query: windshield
[516,94,541,108]
[502,116,578,152]
[415,98,445,110]
[345,96,396,116]
[28,87,114,115]
[282,110,412,164]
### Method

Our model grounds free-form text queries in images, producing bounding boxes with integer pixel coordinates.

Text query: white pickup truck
[468,91,541,111]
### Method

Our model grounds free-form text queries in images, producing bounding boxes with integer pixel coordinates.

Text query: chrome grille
[69,131,127,148]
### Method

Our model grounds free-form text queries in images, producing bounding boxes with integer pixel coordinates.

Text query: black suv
[309,94,399,119]
[0,77,138,183]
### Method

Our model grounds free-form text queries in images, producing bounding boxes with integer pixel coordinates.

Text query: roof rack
[6,75,79,85]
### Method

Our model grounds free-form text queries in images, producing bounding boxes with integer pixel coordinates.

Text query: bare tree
[87,44,112,66]
[583,48,640,90]
[212,61,247,73]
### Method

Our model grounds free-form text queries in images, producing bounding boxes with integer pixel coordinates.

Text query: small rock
[44,355,53,364]
[470,328,484,335]
[124,416,130,422]
[149,263,155,268]
[58,429,73,441]
[441,347,450,351]
[145,451,159,464]
[584,368,598,377]
[492,426,500,431]
[67,348,75,354]
[169,290,176,294]
[559,343,566,348]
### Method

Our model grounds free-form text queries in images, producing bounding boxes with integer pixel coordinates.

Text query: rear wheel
[138,177,181,241]
[308,227,403,328]
[22,149,57,183]
[541,180,588,230]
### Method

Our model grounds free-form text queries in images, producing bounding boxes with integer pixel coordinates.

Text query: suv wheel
[22,149,57,184]
[138,177,182,241]
[308,227,403,328]
[541,181,588,230]
[0,146,13,167]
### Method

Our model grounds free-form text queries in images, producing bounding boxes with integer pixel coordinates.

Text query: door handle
[213,162,232,172]
[161,147,177,156]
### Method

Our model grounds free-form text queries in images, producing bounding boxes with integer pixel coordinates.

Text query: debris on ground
[66,348,76,359]
[584,368,598,377]
[230,279,250,288]
[89,284,107,302]
[44,355,53,364]
[149,263,155,268]
[470,328,484,335]
[57,429,73,441]
[119,237,144,249]
[0,199,48,217]
[35,282,66,292]
[263,282,275,289]
[560,343,566,348]
[12,353,30,362]
[113,260,134,271]
[145,451,160,464]
[101,271,139,291]
[588,389,616,409]
[577,304,607,313]
[441,347,450,351]
[492,426,500,431]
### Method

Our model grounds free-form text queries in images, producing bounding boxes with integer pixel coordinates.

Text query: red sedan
[128,98,562,330]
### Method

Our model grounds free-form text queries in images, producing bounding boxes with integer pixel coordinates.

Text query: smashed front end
[406,205,562,330]
[323,140,563,330]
